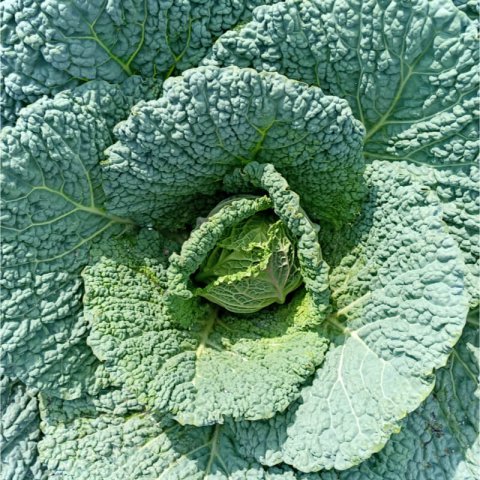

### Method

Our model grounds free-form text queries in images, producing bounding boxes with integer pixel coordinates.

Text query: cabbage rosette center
[194,210,303,314]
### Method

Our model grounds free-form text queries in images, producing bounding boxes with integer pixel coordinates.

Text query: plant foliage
[1,0,478,479]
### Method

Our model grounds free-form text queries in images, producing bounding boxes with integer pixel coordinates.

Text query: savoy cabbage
[194,208,304,313]
[1,0,478,479]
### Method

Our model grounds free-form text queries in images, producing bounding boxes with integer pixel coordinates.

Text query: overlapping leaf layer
[1,0,478,478]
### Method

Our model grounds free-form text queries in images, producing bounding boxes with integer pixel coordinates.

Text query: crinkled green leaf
[196,212,279,281]
[196,213,303,314]
[1,375,46,480]
[38,389,305,480]
[223,161,469,472]
[83,197,329,425]
[452,0,479,19]
[1,0,281,125]
[176,163,331,316]
[0,78,159,397]
[404,164,479,305]
[102,66,365,228]
[205,0,479,306]
[238,162,330,314]
[320,315,479,480]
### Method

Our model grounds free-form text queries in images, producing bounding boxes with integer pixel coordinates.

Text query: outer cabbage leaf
[0,0,281,125]
[38,384,313,479]
[204,0,480,306]
[102,66,365,228]
[0,78,159,397]
[0,375,46,480]
[320,314,479,480]
[222,161,469,472]
[83,194,329,426]
[37,313,479,480]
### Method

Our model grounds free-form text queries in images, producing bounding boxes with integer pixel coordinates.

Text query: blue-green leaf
[103,66,365,228]
[1,78,158,396]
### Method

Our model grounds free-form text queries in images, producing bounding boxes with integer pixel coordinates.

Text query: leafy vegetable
[1,0,478,478]
[195,210,303,314]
